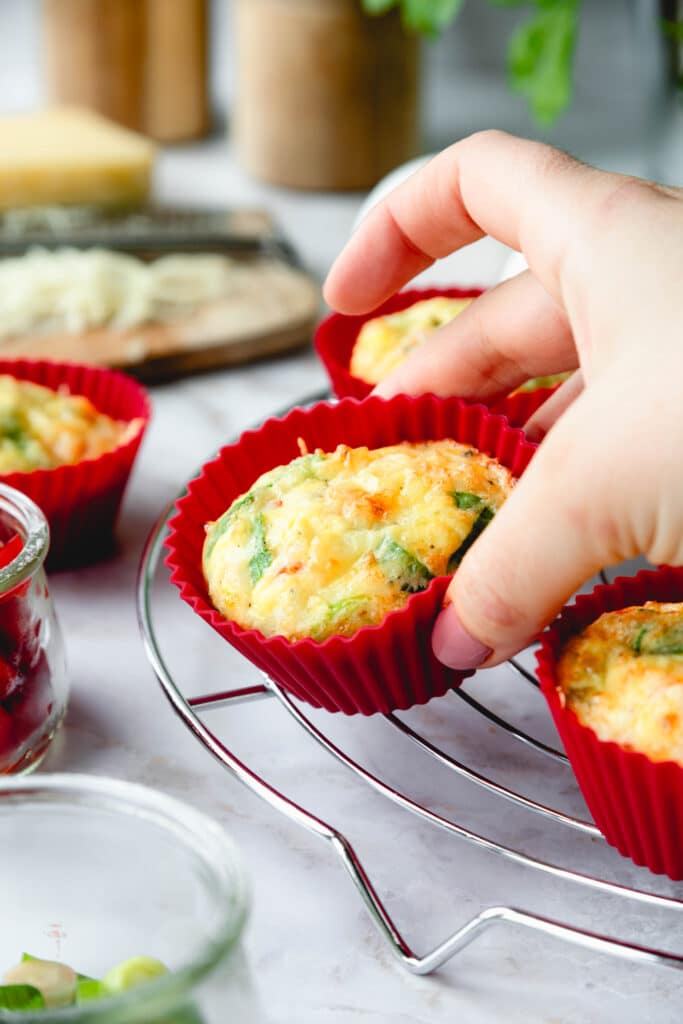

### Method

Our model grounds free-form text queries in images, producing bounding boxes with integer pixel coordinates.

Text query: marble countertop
[25,129,682,1024]
[3,1,683,1006]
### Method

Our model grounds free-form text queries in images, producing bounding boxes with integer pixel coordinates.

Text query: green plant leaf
[0,984,46,1010]
[401,0,465,35]
[362,0,464,35]
[507,0,580,125]
[361,0,399,14]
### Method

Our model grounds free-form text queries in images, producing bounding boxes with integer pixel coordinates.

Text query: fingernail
[432,603,492,670]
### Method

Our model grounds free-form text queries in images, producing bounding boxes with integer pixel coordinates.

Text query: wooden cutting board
[0,256,320,381]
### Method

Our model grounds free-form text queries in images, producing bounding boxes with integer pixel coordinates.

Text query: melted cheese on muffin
[203,440,513,642]
[0,375,141,473]
[350,297,472,385]
[557,602,683,764]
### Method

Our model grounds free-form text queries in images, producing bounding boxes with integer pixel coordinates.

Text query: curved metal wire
[138,500,683,976]
[384,710,596,834]
[454,686,568,761]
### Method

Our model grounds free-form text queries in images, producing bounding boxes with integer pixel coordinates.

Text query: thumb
[432,395,619,668]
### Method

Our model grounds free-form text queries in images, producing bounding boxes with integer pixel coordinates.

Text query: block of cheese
[0,107,155,210]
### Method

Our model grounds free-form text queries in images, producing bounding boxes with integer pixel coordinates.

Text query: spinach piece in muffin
[376,537,434,594]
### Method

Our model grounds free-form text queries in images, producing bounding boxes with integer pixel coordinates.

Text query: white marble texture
[2,2,683,1017]
[34,134,683,1022]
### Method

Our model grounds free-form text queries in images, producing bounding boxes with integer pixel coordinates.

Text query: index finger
[323,131,600,315]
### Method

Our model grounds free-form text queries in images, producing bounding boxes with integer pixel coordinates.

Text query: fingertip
[431,601,492,670]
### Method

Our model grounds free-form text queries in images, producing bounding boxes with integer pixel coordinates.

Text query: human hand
[324,131,683,669]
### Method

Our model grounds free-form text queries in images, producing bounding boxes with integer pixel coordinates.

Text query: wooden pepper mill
[234,0,421,190]
[43,0,209,142]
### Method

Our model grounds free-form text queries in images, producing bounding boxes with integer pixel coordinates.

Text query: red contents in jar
[0,534,55,772]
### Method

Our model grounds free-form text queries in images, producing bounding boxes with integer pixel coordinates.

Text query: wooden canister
[42,0,209,142]
[234,0,421,190]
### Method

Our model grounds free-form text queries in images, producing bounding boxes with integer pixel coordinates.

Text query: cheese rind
[0,107,154,210]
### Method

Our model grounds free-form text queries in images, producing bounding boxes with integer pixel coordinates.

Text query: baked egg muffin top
[0,375,141,473]
[349,297,472,385]
[557,602,683,765]
[203,439,513,642]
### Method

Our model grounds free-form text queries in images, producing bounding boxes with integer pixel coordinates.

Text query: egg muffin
[0,375,141,474]
[349,297,472,385]
[556,602,683,765]
[203,439,513,643]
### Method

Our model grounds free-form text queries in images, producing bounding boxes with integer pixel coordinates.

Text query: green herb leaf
[377,537,434,593]
[248,514,272,585]
[507,0,579,125]
[204,491,255,561]
[451,491,483,511]
[0,984,46,1010]
[447,505,495,572]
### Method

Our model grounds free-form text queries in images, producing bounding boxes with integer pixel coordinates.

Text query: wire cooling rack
[136,391,683,978]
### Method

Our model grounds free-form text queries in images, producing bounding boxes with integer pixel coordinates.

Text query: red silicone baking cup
[165,393,537,716]
[0,359,151,570]
[314,285,560,434]
[536,566,683,879]
[314,287,486,401]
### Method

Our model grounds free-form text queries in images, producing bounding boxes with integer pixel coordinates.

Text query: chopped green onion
[204,491,255,560]
[0,984,45,1010]
[102,956,167,995]
[311,596,368,641]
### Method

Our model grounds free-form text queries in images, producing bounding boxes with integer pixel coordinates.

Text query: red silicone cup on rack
[165,393,537,716]
[314,286,485,401]
[0,359,151,570]
[536,566,683,880]
[314,284,561,432]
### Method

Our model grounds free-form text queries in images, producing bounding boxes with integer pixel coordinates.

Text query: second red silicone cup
[0,359,151,570]
[536,566,683,879]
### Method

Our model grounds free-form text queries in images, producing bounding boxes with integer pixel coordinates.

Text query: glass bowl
[0,774,251,1023]
[0,484,67,774]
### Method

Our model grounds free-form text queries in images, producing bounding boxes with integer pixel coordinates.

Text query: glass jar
[0,774,254,1024]
[0,484,66,774]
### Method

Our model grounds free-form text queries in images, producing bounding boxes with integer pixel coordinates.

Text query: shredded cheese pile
[0,247,240,339]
